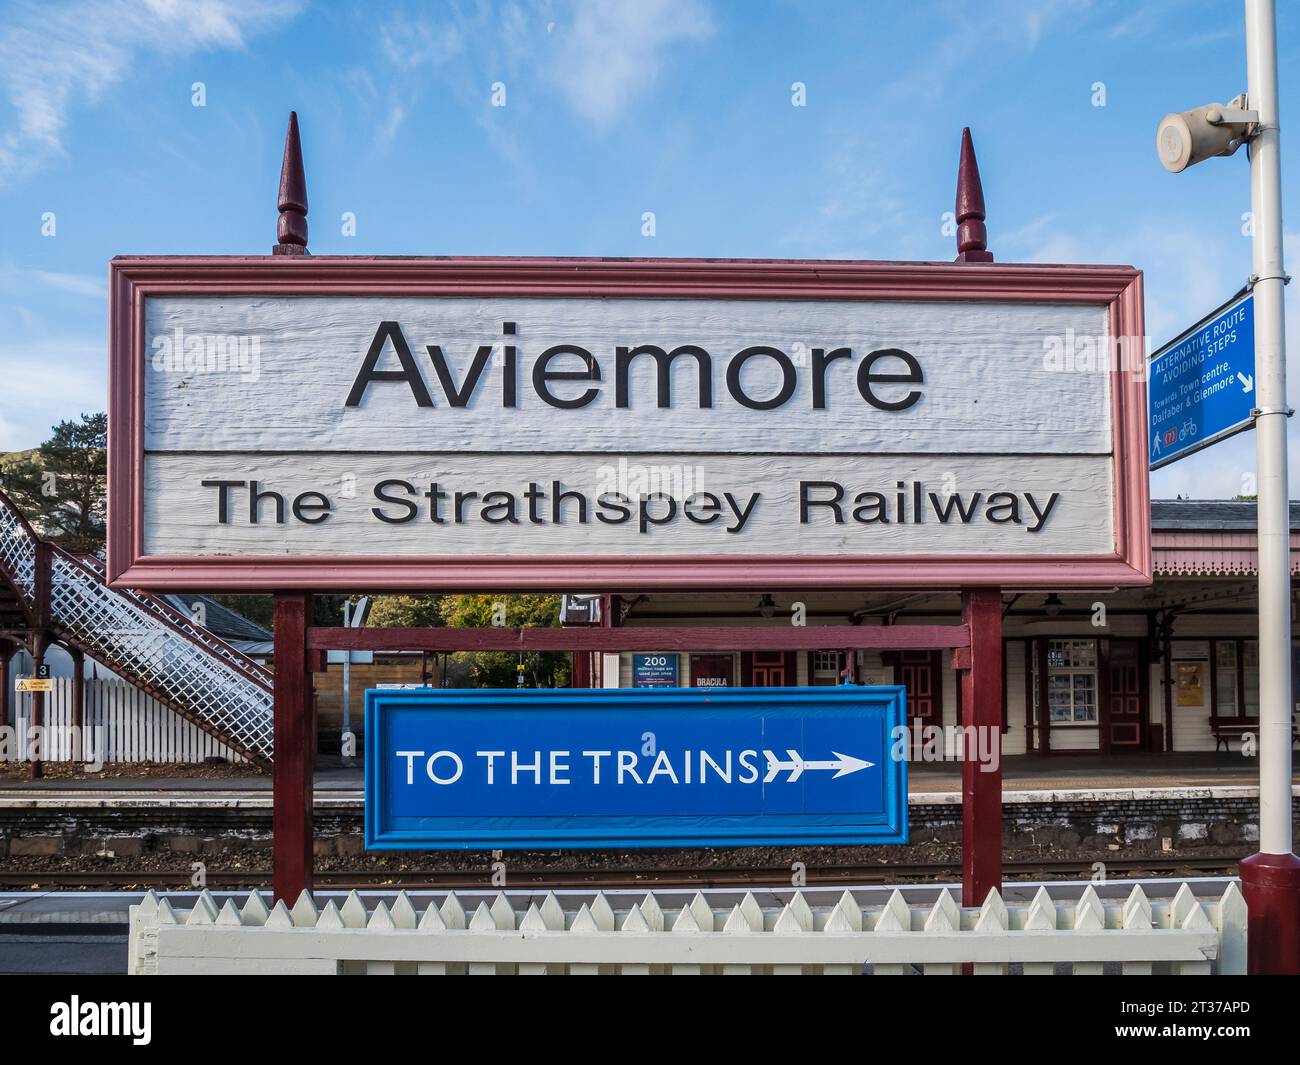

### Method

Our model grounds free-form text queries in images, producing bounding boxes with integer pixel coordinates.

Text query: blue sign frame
[365,686,908,850]
[1148,289,1256,470]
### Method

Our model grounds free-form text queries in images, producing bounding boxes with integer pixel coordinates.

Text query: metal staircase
[0,491,273,764]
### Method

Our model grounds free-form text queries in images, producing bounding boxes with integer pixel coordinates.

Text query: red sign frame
[107,255,1150,592]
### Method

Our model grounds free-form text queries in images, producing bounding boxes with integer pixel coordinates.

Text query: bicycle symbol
[1178,418,1197,441]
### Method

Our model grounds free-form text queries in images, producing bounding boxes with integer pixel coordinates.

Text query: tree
[0,413,107,554]
[365,593,568,688]
[437,594,568,689]
[367,594,446,629]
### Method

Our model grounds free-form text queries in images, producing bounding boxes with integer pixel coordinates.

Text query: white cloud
[886,0,1091,102]
[546,0,713,130]
[381,16,464,69]
[372,0,714,146]
[0,0,301,187]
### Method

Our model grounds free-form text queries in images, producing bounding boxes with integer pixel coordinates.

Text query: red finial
[954,127,992,263]
[273,111,309,256]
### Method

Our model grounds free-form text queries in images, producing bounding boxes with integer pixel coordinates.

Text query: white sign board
[107,258,1150,590]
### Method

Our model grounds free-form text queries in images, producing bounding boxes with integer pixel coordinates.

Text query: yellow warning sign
[15,678,53,693]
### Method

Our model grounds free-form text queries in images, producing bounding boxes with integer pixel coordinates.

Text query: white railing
[129,882,1245,975]
[9,677,246,763]
[0,493,273,761]
[78,556,273,688]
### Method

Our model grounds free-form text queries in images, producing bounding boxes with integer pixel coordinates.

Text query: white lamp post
[1157,0,1298,975]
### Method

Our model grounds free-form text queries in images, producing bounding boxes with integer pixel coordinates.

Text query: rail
[0,490,273,762]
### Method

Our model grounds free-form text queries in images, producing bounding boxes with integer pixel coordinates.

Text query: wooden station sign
[106,257,1150,591]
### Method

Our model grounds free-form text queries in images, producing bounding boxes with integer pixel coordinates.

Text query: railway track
[0,856,1243,891]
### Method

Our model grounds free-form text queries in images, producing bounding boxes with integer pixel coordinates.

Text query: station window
[811,651,839,673]
[809,651,843,686]
[1046,639,1097,724]
[1212,639,1260,719]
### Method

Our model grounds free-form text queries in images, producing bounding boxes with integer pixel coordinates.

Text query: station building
[586,499,1300,756]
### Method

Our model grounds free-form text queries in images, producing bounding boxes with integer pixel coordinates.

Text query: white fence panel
[129,882,1246,976]
[9,677,246,764]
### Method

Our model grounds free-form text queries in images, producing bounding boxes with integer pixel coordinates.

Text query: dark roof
[161,594,272,642]
[1151,499,1300,531]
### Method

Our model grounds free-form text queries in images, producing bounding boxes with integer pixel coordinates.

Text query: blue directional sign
[1149,289,1256,470]
[365,686,908,850]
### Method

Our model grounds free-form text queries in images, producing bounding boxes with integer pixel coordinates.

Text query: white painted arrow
[762,749,874,783]
[1238,372,1254,393]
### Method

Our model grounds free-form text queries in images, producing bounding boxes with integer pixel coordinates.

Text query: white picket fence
[129,882,1245,975]
[7,677,246,763]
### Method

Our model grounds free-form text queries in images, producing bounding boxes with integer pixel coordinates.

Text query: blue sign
[632,653,678,687]
[1149,290,1256,470]
[365,686,908,850]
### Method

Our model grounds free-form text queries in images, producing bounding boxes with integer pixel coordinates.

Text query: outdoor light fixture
[1044,593,1063,617]
[1156,94,1257,172]
[758,594,776,619]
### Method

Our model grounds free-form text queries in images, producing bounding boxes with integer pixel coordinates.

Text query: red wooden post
[572,648,591,688]
[960,588,1003,907]
[273,592,315,902]
[0,638,13,732]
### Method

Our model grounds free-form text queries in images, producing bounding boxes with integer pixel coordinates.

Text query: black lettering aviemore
[344,321,926,413]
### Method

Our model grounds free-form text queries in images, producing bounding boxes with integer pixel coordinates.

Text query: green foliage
[366,593,567,688]
[0,413,107,554]
[367,594,446,629]
[437,593,559,629]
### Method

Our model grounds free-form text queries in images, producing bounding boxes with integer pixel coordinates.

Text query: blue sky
[0,0,1296,499]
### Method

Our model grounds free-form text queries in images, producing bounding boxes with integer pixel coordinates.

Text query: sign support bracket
[958,589,1003,909]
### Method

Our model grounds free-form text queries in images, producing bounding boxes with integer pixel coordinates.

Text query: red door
[1103,640,1146,751]
[742,651,797,686]
[887,650,943,755]
[689,654,734,688]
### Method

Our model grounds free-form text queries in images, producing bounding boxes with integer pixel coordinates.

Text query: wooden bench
[1211,718,1300,752]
